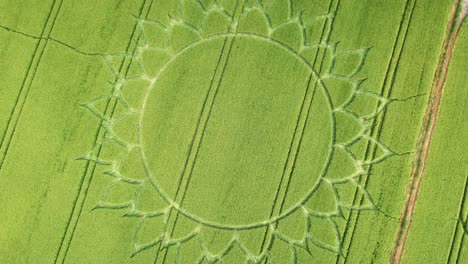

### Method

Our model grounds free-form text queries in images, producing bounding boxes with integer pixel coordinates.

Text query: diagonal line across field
[53,0,155,262]
[159,35,238,264]
[0,0,63,172]
[153,24,233,264]
[1,0,464,262]
[156,3,243,263]
[447,172,468,263]
[259,0,338,256]
[390,0,467,262]
[339,0,417,262]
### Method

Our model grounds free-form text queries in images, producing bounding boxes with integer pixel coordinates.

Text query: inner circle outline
[138,33,336,230]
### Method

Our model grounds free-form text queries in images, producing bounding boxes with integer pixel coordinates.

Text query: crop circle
[139,34,335,229]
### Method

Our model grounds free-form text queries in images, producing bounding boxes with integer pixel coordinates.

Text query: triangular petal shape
[81,94,112,121]
[132,182,169,216]
[271,20,303,51]
[346,90,390,120]
[97,181,140,209]
[265,0,292,26]
[333,179,377,211]
[162,232,202,263]
[324,146,359,181]
[308,216,341,253]
[180,0,205,27]
[303,15,332,45]
[218,0,238,15]
[201,9,232,36]
[299,44,333,75]
[169,23,201,51]
[140,48,172,77]
[199,228,237,257]
[102,53,134,78]
[123,58,146,80]
[320,77,356,109]
[120,78,150,111]
[238,7,271,36]
[331,48,370,77]
[303,180,339,217]
[275,209,309,242]
[348,135,394,165]
[116,148,147,182]
[138,19,168,48]
[133,216,166,253]
[97,135,129,162]
[267,236,300,264]
[334,110,367,145]
[214,239,248,263]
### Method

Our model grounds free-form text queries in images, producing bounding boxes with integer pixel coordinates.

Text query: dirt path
[390,1,468,263]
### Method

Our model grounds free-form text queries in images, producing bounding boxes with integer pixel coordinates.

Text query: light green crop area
[0,0,466,263]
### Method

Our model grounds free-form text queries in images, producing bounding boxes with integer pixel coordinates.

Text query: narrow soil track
[390,1,468,263]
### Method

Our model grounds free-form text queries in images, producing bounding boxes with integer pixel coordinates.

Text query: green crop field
[0,0,466,263]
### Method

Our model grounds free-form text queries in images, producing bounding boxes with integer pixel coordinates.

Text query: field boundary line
[390,0,467,262]
[338,0,417,262]
[0,25,121,57]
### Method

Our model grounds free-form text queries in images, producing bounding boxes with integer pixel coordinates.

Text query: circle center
[141,35,332,227]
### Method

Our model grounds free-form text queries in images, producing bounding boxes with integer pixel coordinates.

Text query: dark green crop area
[0,0,466,263]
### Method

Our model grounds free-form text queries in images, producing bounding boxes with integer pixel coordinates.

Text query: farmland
[0,0,466,263]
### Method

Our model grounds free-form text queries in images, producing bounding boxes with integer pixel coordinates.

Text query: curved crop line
[339,0,417,261]
[85,30,389,264]
[259,0,341,256]
[56,1,158,262]
[81,2,394,261]
[158,35,236,264]
[155,3,246,262]
[136,32,336,230]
